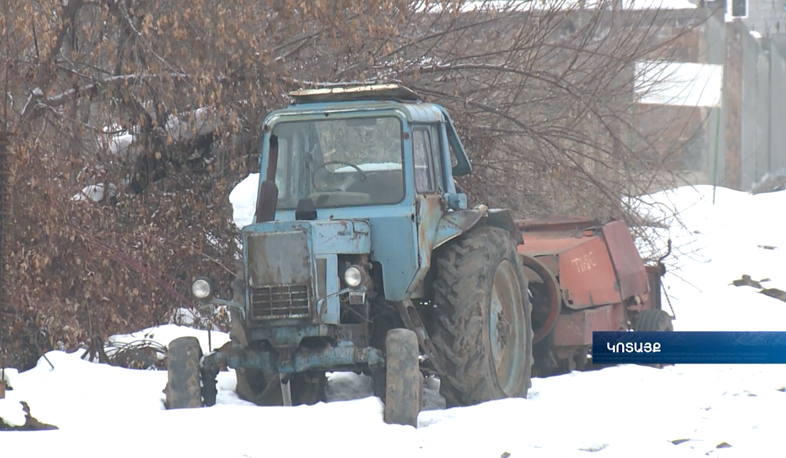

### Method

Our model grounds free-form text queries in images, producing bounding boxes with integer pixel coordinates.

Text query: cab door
[407,123,447,296]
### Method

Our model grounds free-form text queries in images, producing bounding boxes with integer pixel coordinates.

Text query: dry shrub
[0,0,704,369]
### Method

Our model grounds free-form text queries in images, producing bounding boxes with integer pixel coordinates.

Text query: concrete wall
[755,40,771,182]
[739,21,762,190]
[704,7,728,188]
[633,7,786,191]
[718,19,786,190]
[769,37,786,174]
[743,0,786,37]
[725,21,744,189]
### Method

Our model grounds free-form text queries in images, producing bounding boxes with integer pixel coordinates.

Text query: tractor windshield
[270,116,404,210]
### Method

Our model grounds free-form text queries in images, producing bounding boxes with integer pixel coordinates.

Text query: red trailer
[514,215,672,376]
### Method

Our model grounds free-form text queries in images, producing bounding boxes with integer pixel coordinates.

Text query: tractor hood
[242,219,370,325]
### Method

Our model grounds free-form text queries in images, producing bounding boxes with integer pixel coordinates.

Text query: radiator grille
[250,285,311,320]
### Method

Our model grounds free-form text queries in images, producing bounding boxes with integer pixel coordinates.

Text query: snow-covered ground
[2,184,786,458]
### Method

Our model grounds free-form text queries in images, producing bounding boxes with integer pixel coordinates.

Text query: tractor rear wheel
[235,368,325,406]
[635,309,673,331]
[165,336,209,409]
[383,328,423,427]
[430,225,533,408]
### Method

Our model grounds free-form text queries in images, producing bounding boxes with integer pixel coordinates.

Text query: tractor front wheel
[165,336,216,408]
[383,328,423,427]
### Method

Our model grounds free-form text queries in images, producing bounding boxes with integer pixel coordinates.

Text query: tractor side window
[272,137,292,205]
[448,143,459,168]
[412,128,435,193]
[274,137,289,200]
[430,124,445,192]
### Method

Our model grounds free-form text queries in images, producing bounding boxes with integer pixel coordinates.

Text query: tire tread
[430,225,533,407]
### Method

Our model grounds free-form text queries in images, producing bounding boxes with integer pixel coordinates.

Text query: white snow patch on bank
[632,185,786,331]
[0,399,26,427]
[1,185,786,457]
[229,173,259,230]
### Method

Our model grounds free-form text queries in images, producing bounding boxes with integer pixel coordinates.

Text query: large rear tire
[383,328,422,427]
[165,336,205,409]
[430,225,533,408]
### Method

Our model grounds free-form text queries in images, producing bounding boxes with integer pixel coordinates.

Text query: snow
[635,61,723,108]
[108,324,230,355]
[72,183,117,203]
[2,185,786,456]
[2,368,18,388]
[631,185,786,331]
[106,133,135,158]
[228,172,259,230]
[0,399,26,427]
[164,107,218,143]
[97,107,215,162]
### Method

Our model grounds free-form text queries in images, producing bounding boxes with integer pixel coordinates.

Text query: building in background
[703,0,786,35]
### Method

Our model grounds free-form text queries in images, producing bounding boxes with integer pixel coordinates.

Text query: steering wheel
[311,161,367,192]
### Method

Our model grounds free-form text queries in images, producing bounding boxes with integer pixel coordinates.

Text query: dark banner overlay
[592,332,786,364]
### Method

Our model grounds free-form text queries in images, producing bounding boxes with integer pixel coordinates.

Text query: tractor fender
[433,207,523,250]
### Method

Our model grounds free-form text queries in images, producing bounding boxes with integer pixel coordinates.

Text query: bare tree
[0,0,707,368]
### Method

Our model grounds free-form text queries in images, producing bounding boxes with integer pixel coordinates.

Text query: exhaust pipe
[254,135,279,223]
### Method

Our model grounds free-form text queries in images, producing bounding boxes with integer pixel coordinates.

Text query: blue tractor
[164,84,533,426]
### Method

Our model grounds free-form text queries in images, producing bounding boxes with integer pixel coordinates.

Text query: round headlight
[344,266,363,288]
[192,278,212,299]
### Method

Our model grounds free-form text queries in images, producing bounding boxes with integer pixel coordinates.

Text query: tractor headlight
[344,266,363,288]
[192,278,213,299]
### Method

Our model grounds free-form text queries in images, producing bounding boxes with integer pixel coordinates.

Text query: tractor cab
[239,85,474,337]
[260,84,471,218]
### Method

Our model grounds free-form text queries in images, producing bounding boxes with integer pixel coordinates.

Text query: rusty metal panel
[519,254,562,344]
[246,230,310,286]
[246,230,313,320]
[432,208,485,250]
[408,194,445,294]
[601,221,650,300]
[516,215,599,233]
[644,264,665,311]
[517,235,588,257]
[557,236,622,309]
[552,303,625,347]
[532,254,559,277]
[222,338,385,374]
